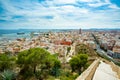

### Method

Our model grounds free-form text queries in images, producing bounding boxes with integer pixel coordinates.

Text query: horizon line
[0,28,120,30]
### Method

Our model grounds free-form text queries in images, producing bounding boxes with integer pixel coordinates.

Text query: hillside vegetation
[0,44,99,80]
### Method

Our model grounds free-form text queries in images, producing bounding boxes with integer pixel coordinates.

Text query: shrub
[0,70,16,80]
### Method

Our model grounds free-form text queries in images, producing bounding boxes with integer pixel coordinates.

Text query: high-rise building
[79,28,81,34]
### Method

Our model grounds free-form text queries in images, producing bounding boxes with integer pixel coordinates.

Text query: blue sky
[0,0,120,29]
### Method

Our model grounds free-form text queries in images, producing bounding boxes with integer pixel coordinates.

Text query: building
[113,46,120,59]
[79,28,82,34]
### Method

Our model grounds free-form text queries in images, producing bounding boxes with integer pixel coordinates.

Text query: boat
[33,32,39,36]
[17,32,25,35]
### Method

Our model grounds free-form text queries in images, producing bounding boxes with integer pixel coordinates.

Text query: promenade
[93,61,119,80]
[76,59,120,80]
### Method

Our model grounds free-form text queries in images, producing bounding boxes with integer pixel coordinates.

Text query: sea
[0,29,75,42]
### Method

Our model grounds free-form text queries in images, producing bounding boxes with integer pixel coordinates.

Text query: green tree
[0,54,14,71]
[75,44,89,54]
[67,47,71,53]
[16,48,50,78]
[69,56,80,72]
[50,58,61,77]
[69,54,88,74]
[16,48,61,79]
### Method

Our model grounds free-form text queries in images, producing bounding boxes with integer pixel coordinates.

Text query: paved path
[93,61,119,80]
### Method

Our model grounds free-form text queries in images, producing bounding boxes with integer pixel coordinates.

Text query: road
[96,44,113,60]
[92,33,120,66]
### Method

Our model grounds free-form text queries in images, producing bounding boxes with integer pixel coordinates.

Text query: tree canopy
[16,48,61,79]
[69,54,88,74]
[0,54,14,71]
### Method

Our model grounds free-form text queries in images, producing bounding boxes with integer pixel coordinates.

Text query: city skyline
[0,0,120,29]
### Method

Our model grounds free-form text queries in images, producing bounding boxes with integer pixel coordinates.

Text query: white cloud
[88,3,108,7]
[56,0,76,4]
[87,0,111,7]
[0,0,120,29]
[57,5,89,14]
[78,0,95,2]
[87,0,120,9]
[108,4,120,9]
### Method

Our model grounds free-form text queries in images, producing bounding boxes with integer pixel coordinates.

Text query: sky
[0,0,120,29]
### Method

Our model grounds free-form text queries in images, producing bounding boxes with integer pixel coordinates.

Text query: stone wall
[76,59,100,80]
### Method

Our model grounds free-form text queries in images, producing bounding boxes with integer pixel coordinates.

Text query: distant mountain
[89,28,120,30]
